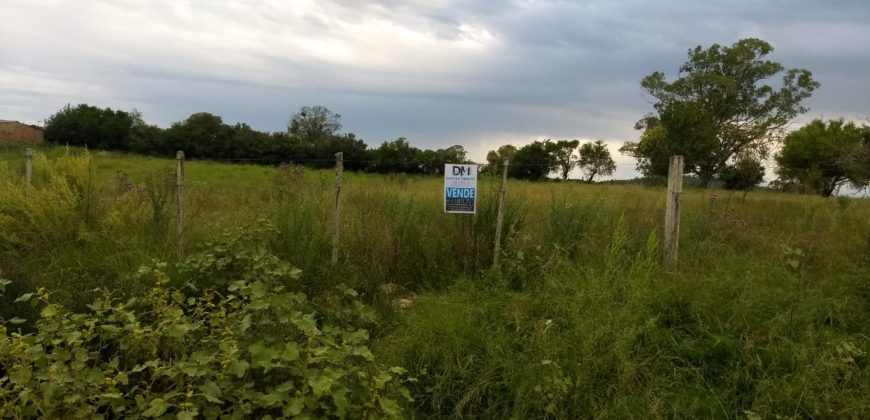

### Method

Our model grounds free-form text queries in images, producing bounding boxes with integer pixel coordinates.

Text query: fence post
[176,151,185,258]
[492,158,509,268]
[332,152,343,264]
[24,148,33,185]
[708,191,718,222]
[664,155,683,266]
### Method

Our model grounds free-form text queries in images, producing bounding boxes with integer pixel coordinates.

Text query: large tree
[621,38,819,187]
[287,106,341,142]
[44,103,135,150]
[162,112,236,159]
[549,139,580,180]
[509,141,555,180]
[370,137,422,174]
[485,145,518,176]
[776,119,870,197]
[420,145,468,175]
[577,140,616,182]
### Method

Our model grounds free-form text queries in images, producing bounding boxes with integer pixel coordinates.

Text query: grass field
[1,144,869,418]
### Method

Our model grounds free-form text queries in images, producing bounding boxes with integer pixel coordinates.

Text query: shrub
[0,236,410,418]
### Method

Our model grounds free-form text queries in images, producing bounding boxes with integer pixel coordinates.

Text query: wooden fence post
[708,191,718,222]
[664,155,683,266]
[176,151,185,258]
[493,158,509,268]
[332,152,343,264]
[24,148,33,185]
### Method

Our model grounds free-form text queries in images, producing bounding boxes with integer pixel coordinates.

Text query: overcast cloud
[2,0,869,179]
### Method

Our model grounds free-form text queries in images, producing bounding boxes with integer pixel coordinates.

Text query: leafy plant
[0,234,410,418]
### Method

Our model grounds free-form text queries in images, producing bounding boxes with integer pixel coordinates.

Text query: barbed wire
[202,156,638,168]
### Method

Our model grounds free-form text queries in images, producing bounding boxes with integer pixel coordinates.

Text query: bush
[719,157,765,190]
[0,235,411,418]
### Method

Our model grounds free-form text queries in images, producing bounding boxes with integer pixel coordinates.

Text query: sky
[2,0,869,180]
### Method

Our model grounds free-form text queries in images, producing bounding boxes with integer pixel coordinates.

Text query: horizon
[2,0,869,181]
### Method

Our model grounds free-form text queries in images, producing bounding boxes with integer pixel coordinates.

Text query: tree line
[42,37,870,193]
[43,104,617,180]
[43,105,471,174]
[483,140,616,182]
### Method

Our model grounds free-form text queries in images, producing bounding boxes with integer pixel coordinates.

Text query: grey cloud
[1,0,869,177]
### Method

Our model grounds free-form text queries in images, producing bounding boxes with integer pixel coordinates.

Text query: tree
[719,156,765,191]
[621,38,819,187]
[317,133,371,170]
[44,103,135,150]
[549,139,580,180]
[509,141,555,180]
[288,106,342,146]
[162,113,235,159]
[485,145,518,176]
[127,110,166,155]
[420,145,468,175]
[370,137,422,174]
[577,140,616,182]
[776,119,870,197]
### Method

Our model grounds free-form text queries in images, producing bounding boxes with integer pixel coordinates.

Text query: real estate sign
[444,164,478,214]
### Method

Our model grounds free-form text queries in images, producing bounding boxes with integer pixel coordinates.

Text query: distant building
[0,120,44,144]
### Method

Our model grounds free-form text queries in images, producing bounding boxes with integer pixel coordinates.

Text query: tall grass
[1,145,868,417]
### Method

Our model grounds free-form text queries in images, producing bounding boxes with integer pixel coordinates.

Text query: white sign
[444,164,478,214]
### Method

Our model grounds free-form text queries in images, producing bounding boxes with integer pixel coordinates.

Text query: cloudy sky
[2,0,869,179]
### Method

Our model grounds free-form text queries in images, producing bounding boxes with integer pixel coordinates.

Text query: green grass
[1,144,869,418]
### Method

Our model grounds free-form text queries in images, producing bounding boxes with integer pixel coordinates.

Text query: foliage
[42,104,471,175]
[128,110,165,156]
[370,138,421,174]
[549,140,580,180]
[44,104,135,150]
[286,106,374,170]
[719,156,765,190]
[418,145,469,175]
[509,141,555,180]
[0,148,99,255]
[2,146,870,418]
[0,231,411,419]
[622,38,819,187]
[288,105,343,144]
[577,140,616,182]
[484,145,517,176]
[776,118,870,196]
[163,113,238,159]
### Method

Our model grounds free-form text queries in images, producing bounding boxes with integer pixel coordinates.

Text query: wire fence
[200,156,639,169]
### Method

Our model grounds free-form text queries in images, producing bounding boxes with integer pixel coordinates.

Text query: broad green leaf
[14,293,34,303]
[100,325,121,334]
[284,396,305,417]
[116,372,129,385]
[308,375,333,396]
[200,380,222,403]
[282,342,300,361]
[141,397,169,418]
[171,291,185,304]
[332,388,350,415]
[229,360,249,378]
[167,324,190,338]
[177,410,198,420]
[41,305,59,318]
[379,397,402,418]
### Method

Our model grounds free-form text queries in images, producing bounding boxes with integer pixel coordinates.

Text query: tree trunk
[698,170,715,189]
[822,177,841,197]
[586,171,596,183]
